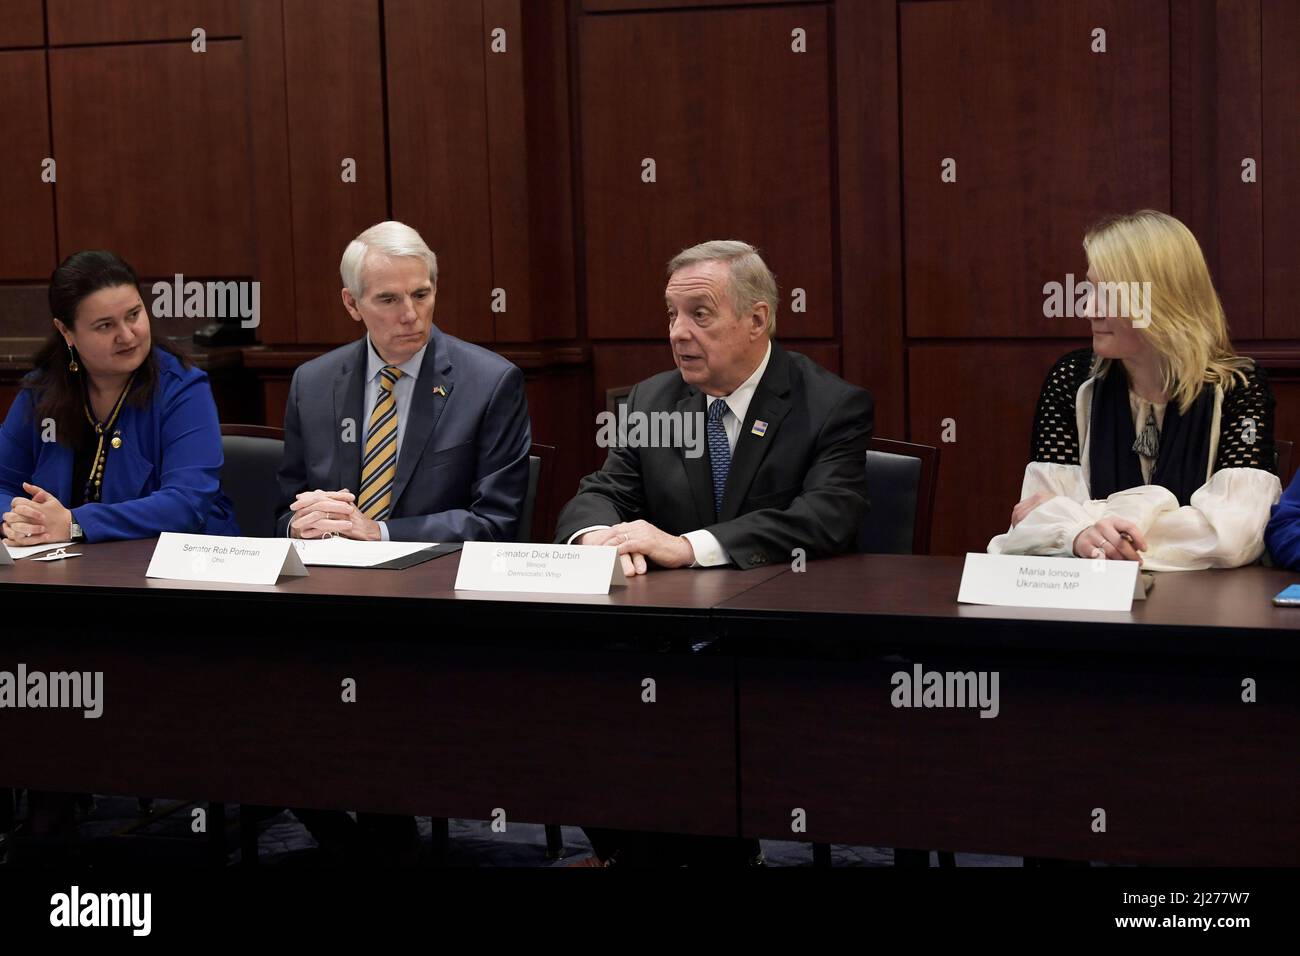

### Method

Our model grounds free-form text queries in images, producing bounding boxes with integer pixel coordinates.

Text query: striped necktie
[359,365,403,519]
[707,397,731,517]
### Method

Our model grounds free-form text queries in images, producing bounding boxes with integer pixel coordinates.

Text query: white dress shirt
[569,342,773,568]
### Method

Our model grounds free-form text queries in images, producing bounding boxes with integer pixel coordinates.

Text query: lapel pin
[751,419,769,437]
[432,385,448,397]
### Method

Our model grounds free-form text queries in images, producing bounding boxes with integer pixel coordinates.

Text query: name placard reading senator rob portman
[146,533,308,586]
[454,542,628,595]
[958,553,1140,612]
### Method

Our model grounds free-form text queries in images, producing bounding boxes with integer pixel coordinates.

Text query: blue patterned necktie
[707,398,731,517]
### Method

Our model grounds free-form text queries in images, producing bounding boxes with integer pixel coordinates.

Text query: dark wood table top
[5,541,1299,657]
[0,536,788,613]
[716,553,1300,659]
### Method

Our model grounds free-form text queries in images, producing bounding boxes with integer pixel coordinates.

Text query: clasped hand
[3,483,73,545]
[578,520,695,577]
[289,489,383,541]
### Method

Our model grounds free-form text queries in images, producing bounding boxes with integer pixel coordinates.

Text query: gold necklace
[81,372,136,503]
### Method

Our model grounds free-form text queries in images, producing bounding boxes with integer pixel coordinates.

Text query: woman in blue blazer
[1,250,237,546]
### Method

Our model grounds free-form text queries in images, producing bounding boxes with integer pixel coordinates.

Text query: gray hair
[340,220,438,300]
[667,240,778,336]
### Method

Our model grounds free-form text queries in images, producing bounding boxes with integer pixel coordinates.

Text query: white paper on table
[3,541,74,560]
[291,537,439,568]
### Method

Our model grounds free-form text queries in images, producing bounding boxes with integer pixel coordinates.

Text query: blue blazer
[0,347,239,542]
[1266,471,1300,570]
[276,328,531,542]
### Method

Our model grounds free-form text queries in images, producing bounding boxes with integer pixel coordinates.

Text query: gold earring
[67,344,79,373]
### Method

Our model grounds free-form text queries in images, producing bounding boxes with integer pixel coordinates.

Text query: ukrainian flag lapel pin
[432,385,448,397]
[751,419,769,437]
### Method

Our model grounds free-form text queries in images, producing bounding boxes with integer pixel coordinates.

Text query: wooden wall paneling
[260,376,291,430]
[523,366,589,536]
[47,0,239,46]
[484,0,532,345]
[901,0,1171,338]
[241,0,296,344]
[283,0,388,345]
[0,287,54,338]
[49,42,254,281]
[1267,376,1300,484]
[584,0,820,12]
[1171,0,1263,339]
[0,51,56,278]
[1262,0,1300,338]
[385,0,494,345]
[518,0,577,343]
[908,341,1087,557]
[579,5,835,340]
[0,0,44,48]
[835,0,904,439]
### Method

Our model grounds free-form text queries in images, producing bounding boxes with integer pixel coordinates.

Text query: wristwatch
[70,522,85,542]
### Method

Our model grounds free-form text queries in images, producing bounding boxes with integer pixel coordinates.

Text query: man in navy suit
[272,220,531,862]
[275,220,530,543]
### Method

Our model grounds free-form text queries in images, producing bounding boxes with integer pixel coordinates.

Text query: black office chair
[812,439,951,868]
[857,438,939,555]
[219,425,287,537]
[518,445,556,550]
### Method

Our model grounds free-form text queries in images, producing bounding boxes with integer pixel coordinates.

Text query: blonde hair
[1084,209,1251,413]
[667,240,778,336]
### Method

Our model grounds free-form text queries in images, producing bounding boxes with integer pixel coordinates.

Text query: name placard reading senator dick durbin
[454,542,628,595]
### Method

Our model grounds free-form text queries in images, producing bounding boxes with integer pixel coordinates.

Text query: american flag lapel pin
[432,385,448,397]
[751,419,769,437]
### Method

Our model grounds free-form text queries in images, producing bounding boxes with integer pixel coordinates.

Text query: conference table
[1,540,1296,865]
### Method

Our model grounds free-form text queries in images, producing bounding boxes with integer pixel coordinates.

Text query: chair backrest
[518,443,557,542]
[606,386,633,416]
[219,424,285,538]
[1276,439,1294,486]
[857,438,940,555]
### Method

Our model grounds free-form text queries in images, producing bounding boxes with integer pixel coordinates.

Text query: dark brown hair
[26,250,189,447]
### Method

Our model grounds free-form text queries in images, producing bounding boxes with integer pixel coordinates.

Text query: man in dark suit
[556,240,873,865]
[273,220,531,862]
[276,220,530,543]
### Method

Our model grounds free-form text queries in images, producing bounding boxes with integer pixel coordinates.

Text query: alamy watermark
[152,273,260,328]
[891,663,999,718]
[595,407,706,459]
[1043,273,1152,328]
[50,886,150,936]
[0,664,103,718]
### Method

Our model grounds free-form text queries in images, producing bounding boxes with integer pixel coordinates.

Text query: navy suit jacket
[0,347,239,542]
[275,328,531,542]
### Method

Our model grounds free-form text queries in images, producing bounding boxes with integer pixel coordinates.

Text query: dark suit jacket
[276,327,531,542]
[555,342,872,568]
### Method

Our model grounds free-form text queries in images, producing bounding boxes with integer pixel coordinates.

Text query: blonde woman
[989,210,1280,570]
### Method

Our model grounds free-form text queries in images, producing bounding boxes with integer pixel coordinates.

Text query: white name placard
[958,553,1141,611]
[146,533,308,586]
[454,542,627,594]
